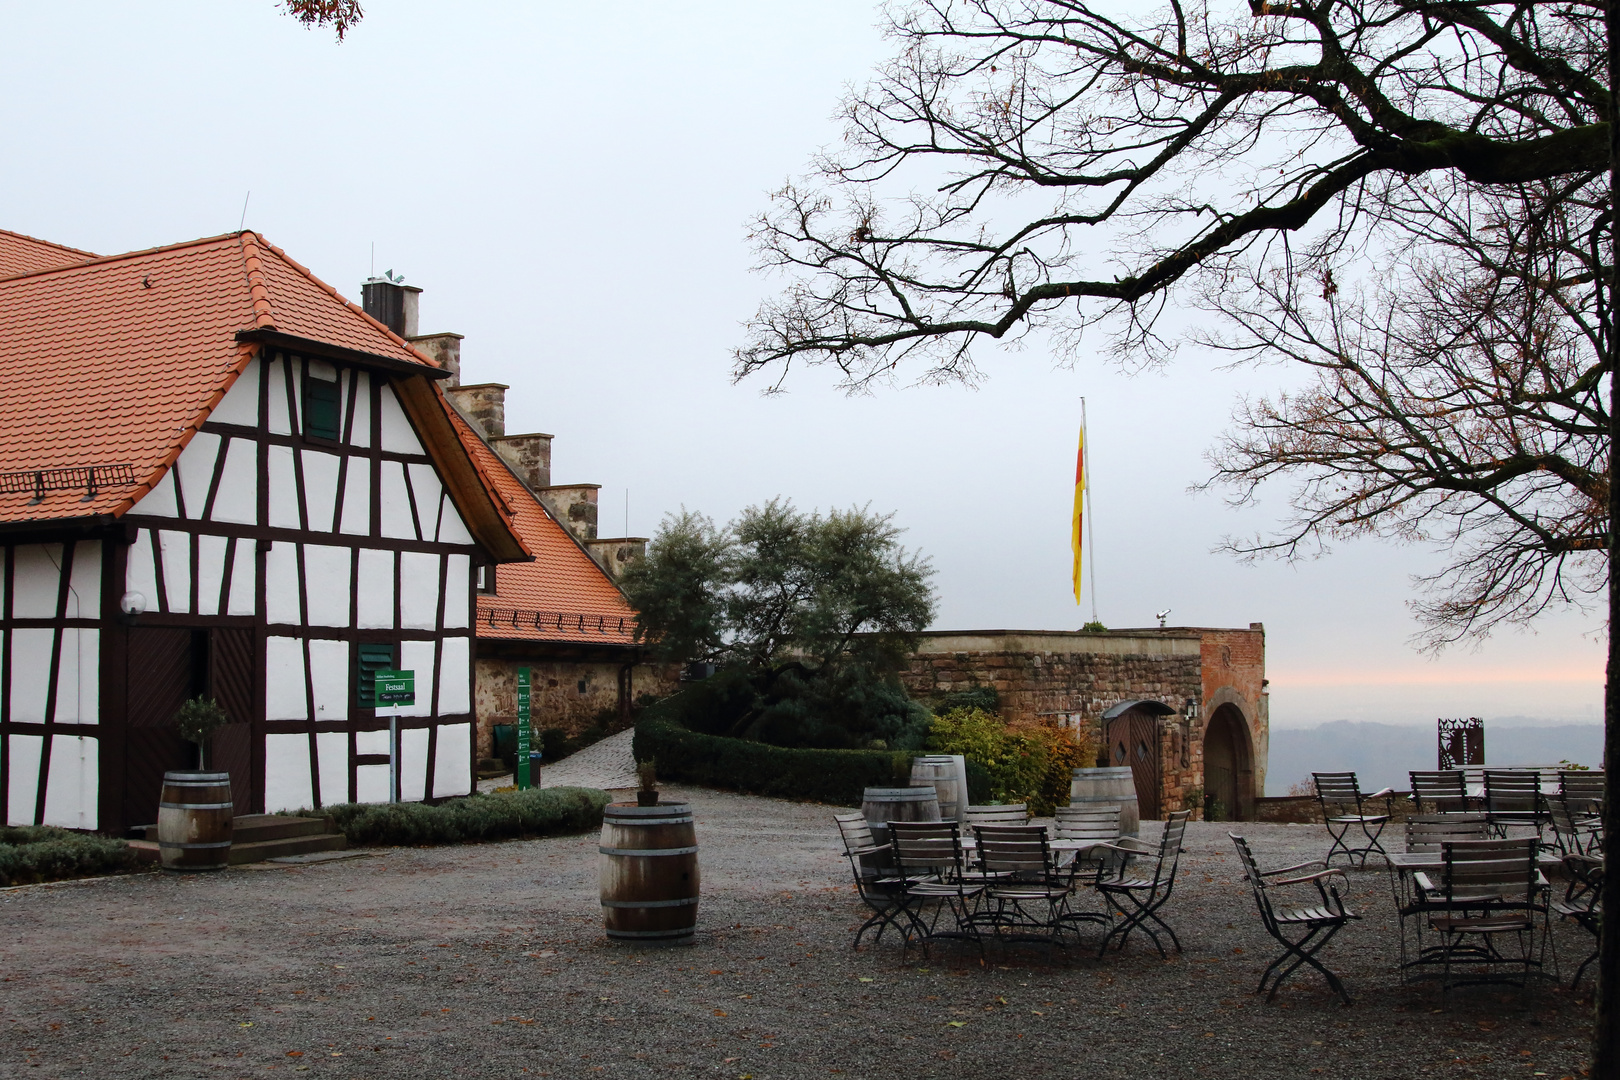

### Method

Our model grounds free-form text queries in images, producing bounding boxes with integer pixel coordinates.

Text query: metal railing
[477,605,638,638]
[0,464,139,503]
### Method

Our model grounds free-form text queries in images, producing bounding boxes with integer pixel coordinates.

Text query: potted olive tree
[173,696,230,770]
[636,759,659,807]
[159,697,235,871]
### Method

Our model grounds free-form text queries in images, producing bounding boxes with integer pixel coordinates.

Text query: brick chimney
[538,484,599,541]
[409,331,464,384]
[361,278,421,338]
[444,383,507,437]
[586,537,649,580]
[493,433,552,490]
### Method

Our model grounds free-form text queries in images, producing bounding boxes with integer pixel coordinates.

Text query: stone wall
[472,657,680,760]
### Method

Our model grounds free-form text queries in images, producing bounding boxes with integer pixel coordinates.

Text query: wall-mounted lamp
[1184,696,1200,722]
[118,590,147,626]
[1180,696,1199,768]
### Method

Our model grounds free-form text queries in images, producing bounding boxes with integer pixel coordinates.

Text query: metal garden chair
[963,804,1030,828]
[1550,852,1601,990]
[834,812,907,948]
[1413,838,1548,997]
[1313,772,1395,867]
[887,821,987,960]
[1091,810,1192,958]
[973,824,1074,953]
[1230,834,1359,1005]
[1483,770,1545,839]
[1409,770,1471,814]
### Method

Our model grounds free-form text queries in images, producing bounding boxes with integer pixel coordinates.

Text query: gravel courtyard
[0,786,1599,1080]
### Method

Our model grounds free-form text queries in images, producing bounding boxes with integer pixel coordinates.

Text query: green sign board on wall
[516,668,532,789]
[375,670,415,706]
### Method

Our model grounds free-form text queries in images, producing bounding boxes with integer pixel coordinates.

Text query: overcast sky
[0,2,1601,728]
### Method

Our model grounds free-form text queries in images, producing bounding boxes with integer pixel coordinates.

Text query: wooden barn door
[1106,710,1162,820]
[123,628,206,827]
[209,628,258,813]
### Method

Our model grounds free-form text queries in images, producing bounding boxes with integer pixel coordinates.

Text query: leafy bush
[0,827,138,886]
[635,714,908,805]
[926,708,1095,815]
[316,786,610,847]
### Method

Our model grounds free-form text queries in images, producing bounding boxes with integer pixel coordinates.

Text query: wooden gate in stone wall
[1102,700,1173,821]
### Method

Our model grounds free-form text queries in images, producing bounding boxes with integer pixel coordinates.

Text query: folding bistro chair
[973,824,1073,953]
[1409,770,1471,814]
[1092,810,1192,958]
[887,821,987,960]
[834,813,907,948]
[1559,770,1605,817]
[963,804,1030,828]
[1550,853,1602,990]
[1547,804,1601,859]
[1230,834,1359,1005]
[1483,770,1545,840]
[1313,773,1395,867]
[1415,838,1548,997]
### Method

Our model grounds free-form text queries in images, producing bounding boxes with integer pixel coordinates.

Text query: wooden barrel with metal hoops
[599,802,700,942]
[1071,766,1140,837]
[157,771,234,871]
[910,755,969,822]
[861,786,941,829]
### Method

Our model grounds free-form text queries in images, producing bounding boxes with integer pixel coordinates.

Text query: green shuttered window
[356,642,397,708]
[303,370,341,440]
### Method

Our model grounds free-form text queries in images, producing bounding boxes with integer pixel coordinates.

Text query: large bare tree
[738,1,1616,1066]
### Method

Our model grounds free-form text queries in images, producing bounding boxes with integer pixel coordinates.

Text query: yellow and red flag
[1071,425,1085,605]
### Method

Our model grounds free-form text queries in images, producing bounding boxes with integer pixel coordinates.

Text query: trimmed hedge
[635,715,908,806]
[0,827,139,886]
[318,786,611,847]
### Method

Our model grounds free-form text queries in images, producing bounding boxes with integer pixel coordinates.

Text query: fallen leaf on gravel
[287,1050,304,1057]
[240,1023,253,1028]
[723,1058,739,1064]
[714,1010,728,1017]
[709,970,722,975]
[1031,1011,1045,1016]
[946,1021,966,1028]
[1478,1021,1498,1031]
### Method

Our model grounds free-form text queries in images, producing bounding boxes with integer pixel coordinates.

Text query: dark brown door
[208,627,258,813]
[123,628,206,826]
[1107,710,1161,820]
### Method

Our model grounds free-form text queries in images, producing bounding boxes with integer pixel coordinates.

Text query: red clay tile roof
[448,406,639,646]
[0,229,96,278]
[0,231,441,524]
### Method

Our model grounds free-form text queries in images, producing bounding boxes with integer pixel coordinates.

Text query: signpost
[516,667,532,790]
[376,669,415,803]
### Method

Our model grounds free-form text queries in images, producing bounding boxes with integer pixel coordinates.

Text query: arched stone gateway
[1203,703,1256,822]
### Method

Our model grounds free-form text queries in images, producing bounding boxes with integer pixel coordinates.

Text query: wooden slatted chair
[1415,838,1547,996]
[1091,810,1193,958]
[1558,771,1605,856]
[1313,772,1395,867]
[1483,770,1544,838]
[1229,834,1359,1005]
[834,813,907,948]
[887,821,987,960]
[964,804,1030,828]
[1394,813,1492,970]
[1547,804,1601,859]
[1550,853,1602,989]
[974,824,1072,952]
[1409,770,1471,814]
[1054,805,1121,842]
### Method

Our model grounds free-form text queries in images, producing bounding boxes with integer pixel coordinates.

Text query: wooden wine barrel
[910,755,968,822]
[599,802,700,942]
[157,771,234,871]
[1071,767,1140,837]
[861,786,941,831]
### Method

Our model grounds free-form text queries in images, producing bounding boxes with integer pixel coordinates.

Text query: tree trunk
[1600,5,1619,1074]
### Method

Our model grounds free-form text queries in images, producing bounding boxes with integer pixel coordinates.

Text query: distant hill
[1265,721,1604,795]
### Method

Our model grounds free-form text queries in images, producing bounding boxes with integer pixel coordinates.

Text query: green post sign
[376,670,416,706]
[516,667,532,790]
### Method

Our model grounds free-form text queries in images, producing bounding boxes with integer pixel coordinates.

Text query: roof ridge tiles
[250,233,441,369]
[0,230,245,285]
[236,232,277,330]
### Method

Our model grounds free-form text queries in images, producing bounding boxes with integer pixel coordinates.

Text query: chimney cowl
[361,278,422,338]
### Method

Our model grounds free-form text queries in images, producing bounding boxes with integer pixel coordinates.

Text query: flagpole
[1082,397,1097,624]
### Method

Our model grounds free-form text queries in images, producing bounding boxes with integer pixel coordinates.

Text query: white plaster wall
[288,356,305,436]
[432,723,472,798]
[302,449,342,534]
[356,764,390,803]
[227,541,256,617]
[209,358,261,427]
[437,495,474,546]
[9,629,52,722]
[407,464,443,538]
[177,432,220,516]
[356,549,394,630]
[267,356,291,435]
[339,465,370,535]
[442,554,471,630]
[12,544,62,618]
[308,638,349,722]
[438,636,471,715]
[211,438,258,525]
[52,629,98,724]
[266,636,308,721]
[267,444,300,530]
[355,729,389,756]
[397,640,436,719]
[399,552,440,630]
[6,733,42,825]
[159,531,191,613]
[42,735,97,830]
[379,463,416,540]
[316,730,348,808]
[303,545,352,628]
[265,542,301,625]
[124,531,158,611]
[138,468,179,517]
[66,540,100,619]
[399,726,429,802]
[307,357,337,383]
[348,371,372,448]
[264,733,313,813]
[196,534,229,616]
[377,385,420,454]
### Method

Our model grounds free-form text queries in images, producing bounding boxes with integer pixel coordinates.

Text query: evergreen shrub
[318,786,609,847]
[0,827,138,886]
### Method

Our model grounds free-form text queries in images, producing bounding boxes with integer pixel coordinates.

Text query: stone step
[228,832,349,865]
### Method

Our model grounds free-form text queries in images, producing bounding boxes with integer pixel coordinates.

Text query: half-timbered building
[0,230,528,834]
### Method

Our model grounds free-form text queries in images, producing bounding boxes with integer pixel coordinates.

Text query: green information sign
[376,670,415,706]
[516,668,532,789]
